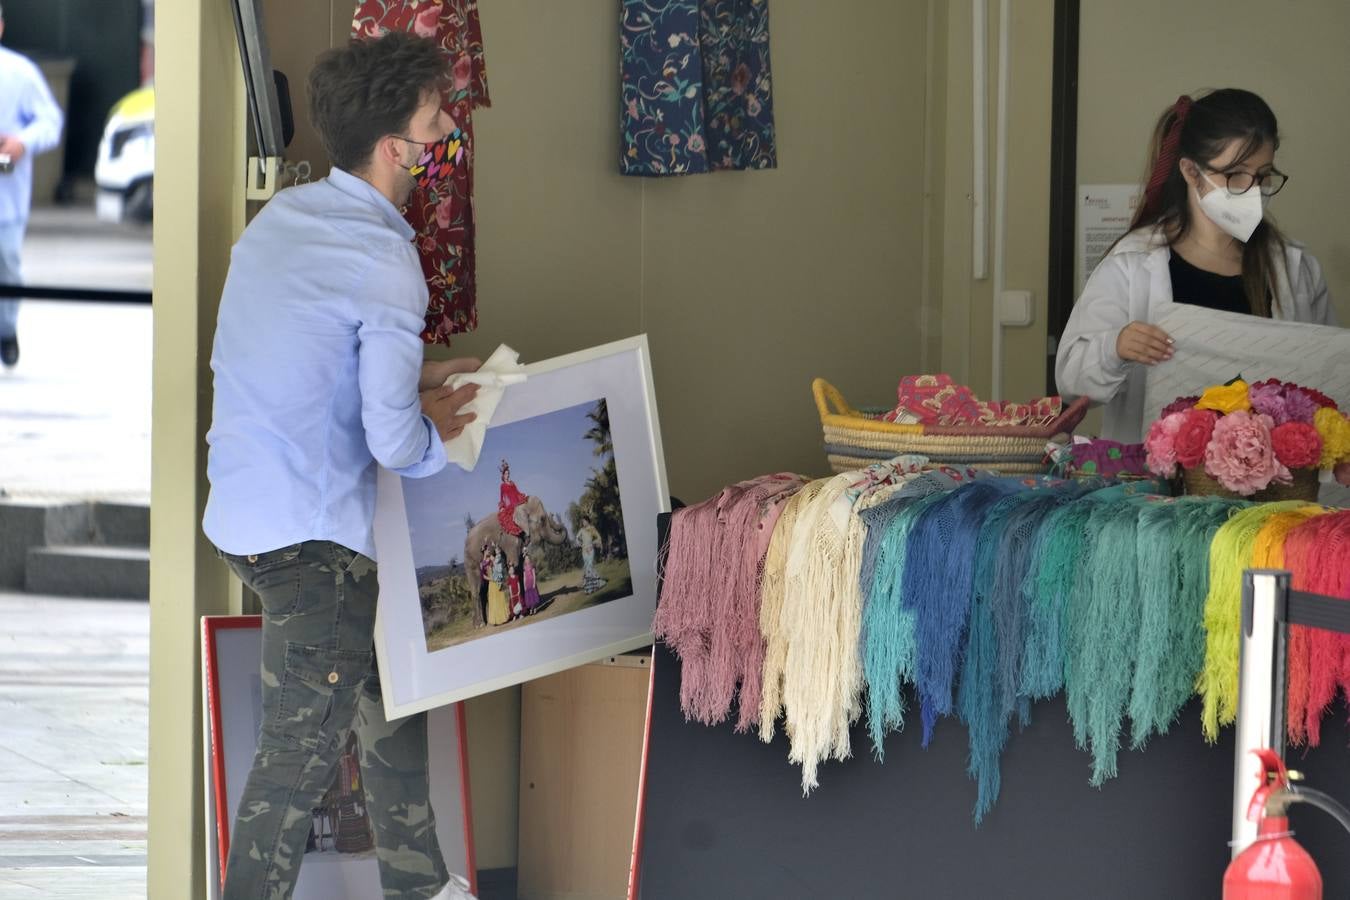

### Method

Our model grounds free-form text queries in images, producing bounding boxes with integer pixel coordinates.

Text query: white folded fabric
[442,344,528,471]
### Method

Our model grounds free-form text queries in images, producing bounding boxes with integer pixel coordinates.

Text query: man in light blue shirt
[0,3,64,367]
[204,33,480,900]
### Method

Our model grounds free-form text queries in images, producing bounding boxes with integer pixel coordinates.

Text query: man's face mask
[399,128,466,191]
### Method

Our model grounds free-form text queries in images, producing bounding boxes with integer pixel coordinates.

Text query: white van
[94,86,154,223]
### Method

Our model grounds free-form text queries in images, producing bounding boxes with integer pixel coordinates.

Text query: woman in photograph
[1055,88,1337,443]
[505,557,523,619]
[576,515,606,594]
[486,546,510,626]
[497,459,528,545]
[522,553,542,614]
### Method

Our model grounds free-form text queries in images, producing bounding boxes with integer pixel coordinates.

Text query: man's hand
[420,356,482,392]
[421,382,479,442]
[0,136,27,163]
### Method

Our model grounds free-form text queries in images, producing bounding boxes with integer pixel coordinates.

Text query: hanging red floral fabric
[351,0,490,345]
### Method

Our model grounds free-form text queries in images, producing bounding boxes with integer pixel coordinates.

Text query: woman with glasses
[1056,88,1336,443]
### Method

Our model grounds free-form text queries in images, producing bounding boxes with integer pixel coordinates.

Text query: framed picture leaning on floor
[200,615,478,899]
[373,335,670,719]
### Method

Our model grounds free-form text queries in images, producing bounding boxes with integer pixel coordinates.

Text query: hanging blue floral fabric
[620,0,777,176]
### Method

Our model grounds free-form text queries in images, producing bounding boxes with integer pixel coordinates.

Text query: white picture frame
[201,616,477,898]
[373,335,669,719]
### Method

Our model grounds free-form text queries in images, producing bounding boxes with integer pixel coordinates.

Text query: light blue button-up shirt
[203,168,446,560]
[0,45,64,226]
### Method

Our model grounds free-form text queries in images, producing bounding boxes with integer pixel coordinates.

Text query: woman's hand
[1115,322,1174,365]
[1335,461,1350,487]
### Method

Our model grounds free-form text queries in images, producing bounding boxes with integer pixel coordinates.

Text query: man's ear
[375,134,405,170]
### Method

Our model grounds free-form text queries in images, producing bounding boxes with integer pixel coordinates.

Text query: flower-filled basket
[1145,378,1350,501]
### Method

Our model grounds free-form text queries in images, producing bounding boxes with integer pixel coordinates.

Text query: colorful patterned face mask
[399,128,465,190]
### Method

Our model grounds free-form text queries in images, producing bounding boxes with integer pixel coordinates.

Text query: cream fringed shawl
[758,478,830,740]
[779,463,909,793]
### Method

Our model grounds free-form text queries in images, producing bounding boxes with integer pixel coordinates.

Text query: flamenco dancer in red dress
[497,460,530,613]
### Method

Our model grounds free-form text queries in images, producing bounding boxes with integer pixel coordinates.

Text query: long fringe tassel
[1199,501,1309,742]
[958,483,1065,822]
[905,479,1027,746]
[758,479,830,741]
[862,485,952,754]
[1284,510,1350,745]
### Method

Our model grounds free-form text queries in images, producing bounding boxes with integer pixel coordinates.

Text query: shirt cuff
[1099,334,1131,379]
[389,415,448,479]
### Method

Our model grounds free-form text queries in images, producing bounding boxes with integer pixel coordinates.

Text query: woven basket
[814,378,1091,475]
[1181,465,1321,502]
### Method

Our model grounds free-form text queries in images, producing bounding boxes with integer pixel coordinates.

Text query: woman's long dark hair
[1129,89,1287,317]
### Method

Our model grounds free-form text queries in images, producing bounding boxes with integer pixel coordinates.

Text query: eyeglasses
[1203,165,1289,197]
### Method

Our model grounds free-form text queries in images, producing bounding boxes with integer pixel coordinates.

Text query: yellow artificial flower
[1314,406,1350,468]
[1195,380,1252,415]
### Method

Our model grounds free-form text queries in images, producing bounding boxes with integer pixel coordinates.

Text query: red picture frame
[202,615,478,896]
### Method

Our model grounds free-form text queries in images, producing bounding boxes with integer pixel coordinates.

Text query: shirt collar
[327,167,416,241]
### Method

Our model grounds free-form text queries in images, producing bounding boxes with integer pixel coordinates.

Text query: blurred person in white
[0,1,64,368]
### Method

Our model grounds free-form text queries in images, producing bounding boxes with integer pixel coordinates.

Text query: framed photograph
[201,616,477,898]
[373,335,669,718]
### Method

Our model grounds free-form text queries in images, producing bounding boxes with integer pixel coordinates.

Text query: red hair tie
[1141,95,1193,221]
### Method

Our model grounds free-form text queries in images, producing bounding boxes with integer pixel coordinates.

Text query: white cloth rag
[442,344,528,471]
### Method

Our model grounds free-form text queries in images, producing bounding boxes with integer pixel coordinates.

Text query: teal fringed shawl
[1065,493,1154,784]
[958,484,1061,821]
[861,488,949,755]
[958,479,1102,821]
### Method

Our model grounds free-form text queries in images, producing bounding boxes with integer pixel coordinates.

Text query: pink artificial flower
[1173,408,1219,469]
[1270,421,1323,469]
[1203,411,1291,495]
[1144,412,1186,477]
[1249,381,1317,425]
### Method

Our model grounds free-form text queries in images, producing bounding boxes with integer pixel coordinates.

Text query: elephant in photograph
[463,496,570,624]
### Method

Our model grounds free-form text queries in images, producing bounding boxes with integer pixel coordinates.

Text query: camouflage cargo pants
[219,540,450,899]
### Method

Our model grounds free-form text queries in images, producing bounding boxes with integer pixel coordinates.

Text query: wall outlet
[998,290,1033,327]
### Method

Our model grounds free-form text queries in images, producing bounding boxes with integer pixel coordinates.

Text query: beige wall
[1077,0,1350,323]
[935,0,1056,403]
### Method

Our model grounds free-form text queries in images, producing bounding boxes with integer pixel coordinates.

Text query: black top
[1168,251,1250,315]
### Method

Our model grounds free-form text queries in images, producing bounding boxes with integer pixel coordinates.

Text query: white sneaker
[430,873,479,900]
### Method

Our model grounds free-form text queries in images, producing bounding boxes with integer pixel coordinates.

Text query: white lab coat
[1055,226,1336,442]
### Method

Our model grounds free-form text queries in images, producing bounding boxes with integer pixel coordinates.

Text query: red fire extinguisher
[1224,749,1350,900]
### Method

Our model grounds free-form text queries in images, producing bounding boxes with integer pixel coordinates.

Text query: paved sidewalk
[0,205,152,504]
[0,592,148,899]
